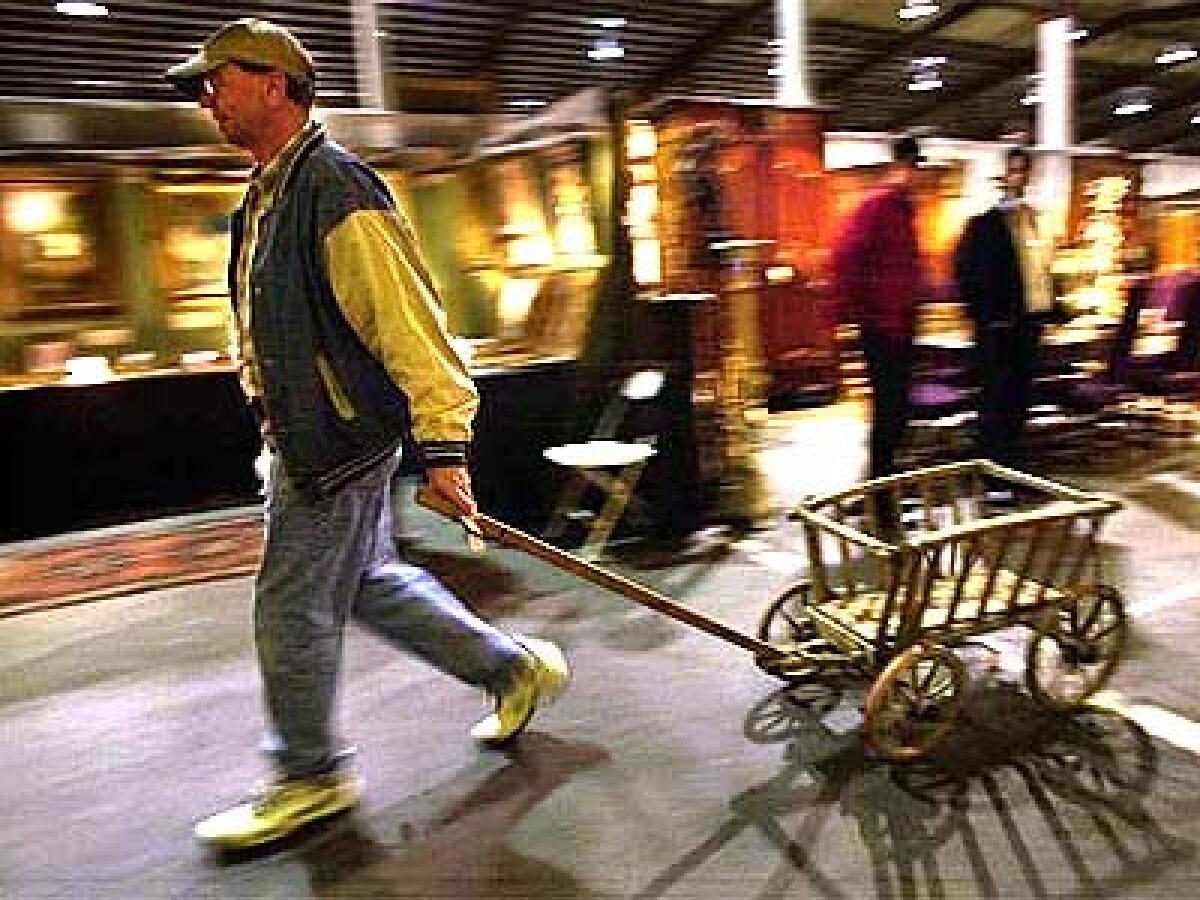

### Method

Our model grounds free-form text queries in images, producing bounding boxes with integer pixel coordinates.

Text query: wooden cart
[759,459,1127,760]
[419,458,1127,762]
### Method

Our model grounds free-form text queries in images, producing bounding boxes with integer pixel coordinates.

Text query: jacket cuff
[418,440,469,468]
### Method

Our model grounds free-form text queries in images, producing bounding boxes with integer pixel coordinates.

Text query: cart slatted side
[791,460,1121,659]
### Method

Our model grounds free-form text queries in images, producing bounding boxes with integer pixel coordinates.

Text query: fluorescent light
[587,43,625,61]
[908,78,943,92]
[1114,86,1154,117]
[1192,112,1200,124]
[506,99,547,109]
[1022,74,1042,105]
[1114,101,1152,116]
[899,2,939,21]
[1156,45,1198,66]
[1064,16,1088,40]
[587,17,626,28]
[55,1,108,14]
[912,55,947,68]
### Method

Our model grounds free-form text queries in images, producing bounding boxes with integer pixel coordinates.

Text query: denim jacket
[229,126,477,496]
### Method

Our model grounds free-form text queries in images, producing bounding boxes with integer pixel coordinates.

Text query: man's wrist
[419,440,469,468]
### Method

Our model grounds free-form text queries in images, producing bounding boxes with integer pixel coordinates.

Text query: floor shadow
[393,542,539,619]
[213,734,618,899]
[634,681,1193,900]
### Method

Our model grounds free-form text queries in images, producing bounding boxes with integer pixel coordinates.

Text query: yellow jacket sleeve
[324,208,479,450]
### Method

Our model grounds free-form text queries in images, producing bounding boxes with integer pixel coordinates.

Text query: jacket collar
[250,120,325,204]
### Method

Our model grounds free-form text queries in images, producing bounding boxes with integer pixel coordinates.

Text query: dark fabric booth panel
[2,360,578,542]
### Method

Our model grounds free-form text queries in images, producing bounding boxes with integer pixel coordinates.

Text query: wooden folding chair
[542,368,665,557]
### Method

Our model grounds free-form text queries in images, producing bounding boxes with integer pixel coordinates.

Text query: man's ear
[264,72,289,108]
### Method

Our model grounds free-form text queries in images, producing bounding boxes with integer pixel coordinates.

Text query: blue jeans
[255,451,527,778]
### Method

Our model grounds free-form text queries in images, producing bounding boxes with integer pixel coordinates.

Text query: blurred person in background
[829,136,931,510]
[954,145,1061,472]
[165,18,568,851]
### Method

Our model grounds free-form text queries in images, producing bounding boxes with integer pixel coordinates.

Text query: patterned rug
[0,515,264,619]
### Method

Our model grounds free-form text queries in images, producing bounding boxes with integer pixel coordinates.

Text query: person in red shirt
[830,136,931,490]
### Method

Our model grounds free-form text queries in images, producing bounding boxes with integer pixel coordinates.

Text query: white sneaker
[194,771,362,849]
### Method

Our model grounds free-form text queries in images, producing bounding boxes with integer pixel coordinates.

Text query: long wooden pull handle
[415,487,784,660]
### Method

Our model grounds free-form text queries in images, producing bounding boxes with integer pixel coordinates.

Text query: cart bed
[792,460,1121,656]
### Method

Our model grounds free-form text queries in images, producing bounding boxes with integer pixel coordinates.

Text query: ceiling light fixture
[898,2,939,22]
[908,54,944,92]
[1021,73,1042,106]
[1061,16,1088,41]
[587,42,625,61]
[1114,101,1151,116]
[506,99,548,109]
[1192,109,1200,125]
[1156,43,1198,66]
[908,76,943,92]
[54,1,109,15]
[586,16,625,62]
[1114,87,1153,117]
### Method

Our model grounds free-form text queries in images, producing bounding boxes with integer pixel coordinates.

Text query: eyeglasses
[198,71,229,100]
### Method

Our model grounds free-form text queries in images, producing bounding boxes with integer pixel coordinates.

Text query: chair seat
[543,439,656,469]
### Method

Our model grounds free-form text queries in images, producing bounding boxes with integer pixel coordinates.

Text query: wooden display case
[648,99,839,407]
[149,178,242,361]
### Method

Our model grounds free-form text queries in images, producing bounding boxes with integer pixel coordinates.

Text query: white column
[1035,16,1073,243]
[351,0,386,109]
[774,0,812,107]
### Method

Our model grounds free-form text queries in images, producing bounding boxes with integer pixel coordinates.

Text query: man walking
[954,145,1059,469]
[165,19,568,850]
[830,136,931,492]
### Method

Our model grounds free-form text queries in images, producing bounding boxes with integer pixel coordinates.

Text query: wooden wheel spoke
[924,674,957,701]
[887,686,919,713]
[1077,595,1105,635]
[1086,617,1121,643]
[916,662,938,694]
[779,608,808,635]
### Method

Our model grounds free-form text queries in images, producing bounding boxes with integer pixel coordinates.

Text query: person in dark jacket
[165,19,569,850]
[954,145,1060,469]
[830,136,931,488]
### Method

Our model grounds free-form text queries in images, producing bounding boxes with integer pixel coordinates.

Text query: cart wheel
[1025,584,1127,711]
[864,644,967,762]
[755,580,849,681]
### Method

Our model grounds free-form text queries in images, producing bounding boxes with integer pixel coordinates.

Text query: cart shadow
[634,679,1194,900]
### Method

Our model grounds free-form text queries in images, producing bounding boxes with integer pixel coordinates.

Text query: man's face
[895,160,923,191]
[1004,156,1032,198]
[198,63,276,150]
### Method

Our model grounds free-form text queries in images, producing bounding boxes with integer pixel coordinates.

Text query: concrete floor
[3,404,1200,899]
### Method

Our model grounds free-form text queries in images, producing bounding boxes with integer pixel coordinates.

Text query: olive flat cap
[165,18,315,98]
